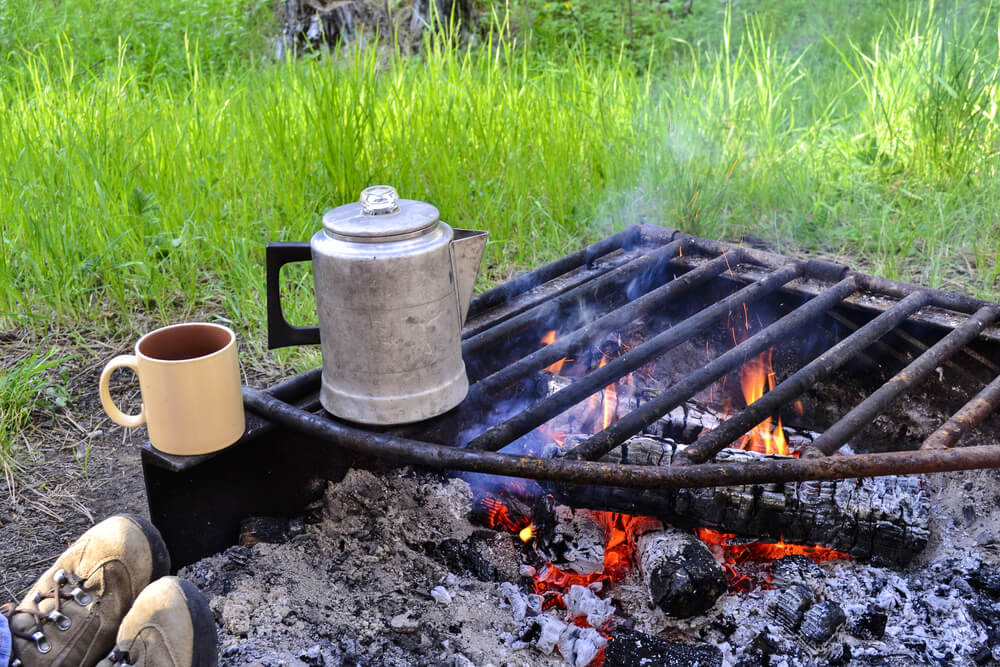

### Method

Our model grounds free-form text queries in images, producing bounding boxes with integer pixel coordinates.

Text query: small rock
[847,607,888,640]
[296,644,325,666]
[431,586,453,605]
[390,612,420,633]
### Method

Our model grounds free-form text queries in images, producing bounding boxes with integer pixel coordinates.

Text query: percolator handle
[265,242,322,349]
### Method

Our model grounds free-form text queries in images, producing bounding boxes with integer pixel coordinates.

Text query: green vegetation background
[1,0,999,459]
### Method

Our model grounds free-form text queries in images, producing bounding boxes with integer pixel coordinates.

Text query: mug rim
[135,322,236,363]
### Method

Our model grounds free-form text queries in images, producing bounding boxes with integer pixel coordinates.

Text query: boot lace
[105,647,135,666]
[0,568,92,657]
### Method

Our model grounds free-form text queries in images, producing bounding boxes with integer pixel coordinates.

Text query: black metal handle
[265,242,322,349]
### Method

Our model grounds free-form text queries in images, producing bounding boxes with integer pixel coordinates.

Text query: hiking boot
[2,514,170,667]
[96,577,217,667]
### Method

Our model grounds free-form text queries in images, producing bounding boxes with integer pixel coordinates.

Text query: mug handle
[99,355,146,428]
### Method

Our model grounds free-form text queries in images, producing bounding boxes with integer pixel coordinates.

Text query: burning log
[630,517,727,618]
[539,371,821,450]
[553,434,930,566]
[532,499,725,618]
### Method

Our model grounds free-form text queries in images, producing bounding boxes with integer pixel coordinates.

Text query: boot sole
[121,513,172,581]
[178,578,219,667]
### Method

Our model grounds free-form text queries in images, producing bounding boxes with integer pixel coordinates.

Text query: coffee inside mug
[137,323,233,361]
[100,321,245,455]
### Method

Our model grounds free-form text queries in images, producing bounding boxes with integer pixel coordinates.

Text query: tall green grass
[1,1,998,357]
[0,348,64,478]
[0,0,272,79]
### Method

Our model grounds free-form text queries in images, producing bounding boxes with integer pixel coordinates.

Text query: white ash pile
[178,465,1000,666]
[180,468,563,666]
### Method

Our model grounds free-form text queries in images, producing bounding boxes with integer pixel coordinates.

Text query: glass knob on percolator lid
[360,185,400,216]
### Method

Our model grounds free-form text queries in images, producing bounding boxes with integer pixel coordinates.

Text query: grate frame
[236,224,1000,489]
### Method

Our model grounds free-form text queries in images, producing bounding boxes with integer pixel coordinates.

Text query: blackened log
[550,434,930,566]
[770,554,827,594]
[532,500,726,618]
[631,518,727,618]
[771,584,814,632]
[604,629,723,667]
[239,515,305,547]
[276,0,360,57]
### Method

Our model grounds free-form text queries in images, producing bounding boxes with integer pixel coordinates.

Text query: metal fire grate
[142,224,1000,568]
[245,224,1000,488]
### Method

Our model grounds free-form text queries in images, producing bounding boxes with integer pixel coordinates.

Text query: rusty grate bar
[921,371,1000,449]
[565,277,858,462]
[803,304,1000,456]
[466,226,640,320]
[461,238,687,361]
[678,290,934,464]
[242,387,1000,488]
[463,262,803,451]
[465,251,738,403]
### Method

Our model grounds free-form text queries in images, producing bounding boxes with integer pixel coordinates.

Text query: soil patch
[0,326,285,601]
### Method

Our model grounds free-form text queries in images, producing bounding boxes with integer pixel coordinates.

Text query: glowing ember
[480,497,530,535]
[532,511,640,609]
[736,348,789,455]
[695,527,849,590]
[519,524,533,542]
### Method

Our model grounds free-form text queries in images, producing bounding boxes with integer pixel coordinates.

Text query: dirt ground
[0,325,286,602]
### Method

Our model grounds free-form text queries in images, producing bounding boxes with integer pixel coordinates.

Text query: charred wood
[539,371,821,449]
[771,584,814,632]
[239,515,305,547]
[531,495,605,575]
[631,518,727,618]
[799,600,847,645]
[550,434,930,566]
[532,499,725,618]
[276,0,477,58]
[604,628,723,667]
[770,554,827,595]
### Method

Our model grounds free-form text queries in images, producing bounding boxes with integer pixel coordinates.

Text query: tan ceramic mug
[99,322,245,455]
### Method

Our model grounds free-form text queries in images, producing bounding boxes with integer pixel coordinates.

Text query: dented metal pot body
[266,186,487,424]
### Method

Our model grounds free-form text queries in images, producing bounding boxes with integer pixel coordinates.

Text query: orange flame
[480,497,530,534]
[533,511,640,610]
[541,330,567,374]
[695,527,848,589]
[601,373,617,431]
[737,349,788,455]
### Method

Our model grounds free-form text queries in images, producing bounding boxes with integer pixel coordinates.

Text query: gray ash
[179,466,1000,666]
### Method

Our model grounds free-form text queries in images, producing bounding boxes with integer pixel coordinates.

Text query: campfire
[143,224,1000,665]
[470,322,856,661]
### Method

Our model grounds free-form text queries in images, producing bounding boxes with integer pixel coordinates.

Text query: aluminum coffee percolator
[265,186,488,425]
